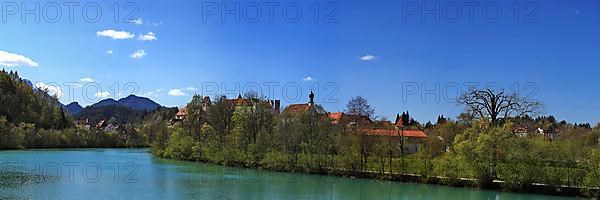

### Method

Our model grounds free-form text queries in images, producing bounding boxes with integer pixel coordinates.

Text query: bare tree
[458,88,542,126]
[345,96,375,119]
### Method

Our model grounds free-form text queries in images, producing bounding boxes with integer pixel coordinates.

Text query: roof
[176,106,188,116]
[328,112,373,126]
[96,120,106,129]
[225,95,256,107]
[381,121,394,127]
[328,112,343,124]
[394,114,404,127]
[285,103,310,113]
[364,129,428,138]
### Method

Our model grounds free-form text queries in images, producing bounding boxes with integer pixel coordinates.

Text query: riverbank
[159,154,598,198]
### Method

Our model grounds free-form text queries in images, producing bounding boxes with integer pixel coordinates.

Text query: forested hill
[74,105,150,125]
[71,95,165,126]
[0,70,73,129]
[0,70,170,149]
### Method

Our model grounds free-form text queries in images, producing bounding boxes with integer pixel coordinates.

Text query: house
[175,106,188,121]
[202,96,212,111]
[513,126,529,137]
[226,94,281,113]
[537,128,559,140]
[104,124,119,132]
[96,120,106,129]
[283,91,315,114]
[328,112,373,127]
[75,119,92,130]
[362,129,429,154]
[173,95,281,122]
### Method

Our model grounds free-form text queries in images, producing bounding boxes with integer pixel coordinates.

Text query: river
[0,149,581,199]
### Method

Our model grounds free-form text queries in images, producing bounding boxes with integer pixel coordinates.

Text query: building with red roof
[328,112,374,126]
[361,128,429,153]
[175,106,188,120]
[173,95,280,123]
[283,91,315,114]
[365,129,428,138]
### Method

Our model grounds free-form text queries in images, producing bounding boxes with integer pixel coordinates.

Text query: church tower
[309,91,315,106]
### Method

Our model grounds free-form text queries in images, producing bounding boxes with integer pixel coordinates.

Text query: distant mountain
[93,98,118,107]
[90,95,161,112]
[71,95,162,124]
[65,102,83,115]
[118,95,162,111]
[74,105,148,125]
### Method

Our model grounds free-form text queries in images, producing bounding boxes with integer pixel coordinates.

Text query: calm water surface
[0,149,581,200]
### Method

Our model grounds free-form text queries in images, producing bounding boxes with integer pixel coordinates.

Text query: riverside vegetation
[147,93,600,197]
[2,70,600,197]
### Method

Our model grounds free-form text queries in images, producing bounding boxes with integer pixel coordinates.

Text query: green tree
[583,149,600,197]
[163,127,196,160]
[0,116,24,149]
[453,120,514,187]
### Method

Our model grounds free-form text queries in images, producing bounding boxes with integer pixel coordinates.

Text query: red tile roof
[176,106,188,116]
[328,112,343,124]
[327,112,373,126]
[224,95,257,107]
[364,129,428,138]
[395,119,404,127]
[285,103,310,113]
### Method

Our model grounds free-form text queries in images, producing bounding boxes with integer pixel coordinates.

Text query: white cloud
[65,82,82,88]
[128,18,143,25]
[35,82,63,98]
[96,29,135,40]
[186,86,198,91]
[106,50,113,55]
[302,76,315,81]
[138,32,157,41]
[141,88,167,97]
[168,89,186,96]
[360,54,377,61]
[80,77,95,82]
[142,91,155,97]
[130,50,146,59]
[152,22,163,26]
[95,91,110,98]
[0,50,39,67]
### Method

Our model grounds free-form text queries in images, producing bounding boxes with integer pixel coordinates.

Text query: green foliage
[0,116,24,149]
[0,70,73,130]
[163,128,196,160]
[74,105,148,125]
[261,150,289,170]
[432,153,464,185]
[583,149,600,197]
[452,120,514,187]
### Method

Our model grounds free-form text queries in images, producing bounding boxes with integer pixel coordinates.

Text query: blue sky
[1,0,599,124]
